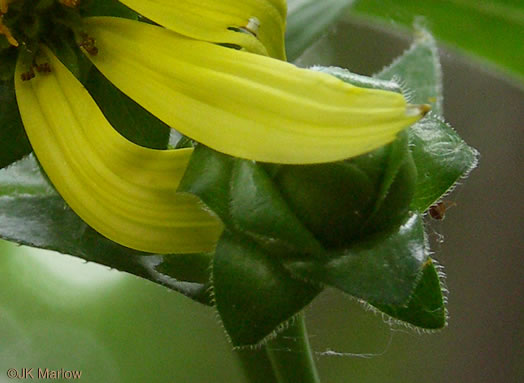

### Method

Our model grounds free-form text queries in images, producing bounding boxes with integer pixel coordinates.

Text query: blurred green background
[1,16,523,383]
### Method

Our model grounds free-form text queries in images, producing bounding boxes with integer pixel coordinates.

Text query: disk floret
[0,0,85,74]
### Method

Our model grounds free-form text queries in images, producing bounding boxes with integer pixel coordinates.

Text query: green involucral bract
[177,27,478,344]
[271,131,416,248]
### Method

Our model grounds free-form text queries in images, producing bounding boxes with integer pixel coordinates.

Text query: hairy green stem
[265,313,320,383]
[235,348,278,383]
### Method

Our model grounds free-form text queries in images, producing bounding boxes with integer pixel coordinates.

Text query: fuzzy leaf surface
[284,214,428,305]
[372,260,447,329]
[375,31,479,212]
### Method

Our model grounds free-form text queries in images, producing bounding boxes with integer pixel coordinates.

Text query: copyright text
[6,368,82,380]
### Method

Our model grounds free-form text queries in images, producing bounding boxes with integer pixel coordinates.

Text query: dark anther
[34,62,51,73]
[79,32,98,56]
[21,68,35,81]
[32,58,52,74]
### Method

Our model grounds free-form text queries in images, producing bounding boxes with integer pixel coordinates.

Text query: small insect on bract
[428,201,457,220]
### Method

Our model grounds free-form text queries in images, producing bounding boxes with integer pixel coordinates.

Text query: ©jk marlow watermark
[6,367,82,380]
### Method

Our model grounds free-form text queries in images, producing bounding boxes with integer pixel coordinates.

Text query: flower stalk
[265,313,320,383]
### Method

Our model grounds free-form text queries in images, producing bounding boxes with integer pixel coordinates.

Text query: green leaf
[406,115,478,212]
[0,51,32,170]
[353,0,524,83]
[376,29,443,115]
[284,214,428,305]
[0,155,211,304]
[212,231,321,347]
[375,31,479,212]
[372,259,447,329]
[286,0,355,61]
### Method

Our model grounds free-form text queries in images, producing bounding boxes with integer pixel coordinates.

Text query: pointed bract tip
[407,103,431,118]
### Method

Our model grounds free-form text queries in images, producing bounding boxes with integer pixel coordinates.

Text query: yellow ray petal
[15,46,223,254]
[82,17,426,165]
[119,0,286,59]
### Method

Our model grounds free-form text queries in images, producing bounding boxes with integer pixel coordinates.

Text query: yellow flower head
[1,0,428,254]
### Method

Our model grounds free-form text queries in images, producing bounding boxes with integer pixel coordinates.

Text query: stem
[265,313,320,383]
[235,348,279,383]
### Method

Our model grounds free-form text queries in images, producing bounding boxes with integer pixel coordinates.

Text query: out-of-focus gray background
[1,18,522,383]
